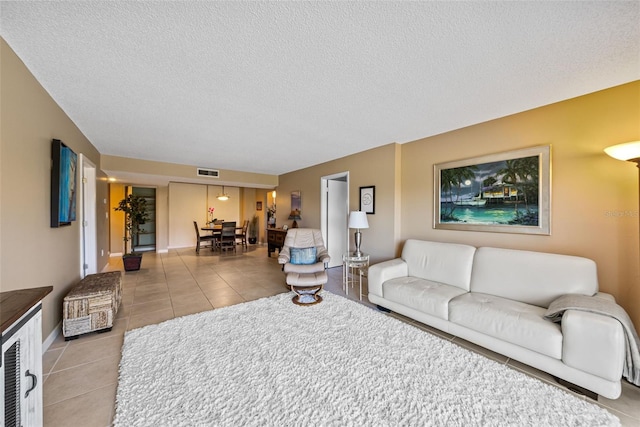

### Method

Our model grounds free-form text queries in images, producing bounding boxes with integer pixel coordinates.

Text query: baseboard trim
[43,321,62,353]
[110,252,123,257]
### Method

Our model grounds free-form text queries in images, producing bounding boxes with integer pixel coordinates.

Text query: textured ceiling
[1,1,639,179]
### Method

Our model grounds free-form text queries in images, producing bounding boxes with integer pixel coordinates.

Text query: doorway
[321,172,349,268]
[79,154,97,277]
[131,186,157,252]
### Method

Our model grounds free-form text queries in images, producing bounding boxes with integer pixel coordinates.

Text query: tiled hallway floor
[42,246,640,426]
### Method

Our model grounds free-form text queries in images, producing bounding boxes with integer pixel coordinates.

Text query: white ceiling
[1,1,639,178]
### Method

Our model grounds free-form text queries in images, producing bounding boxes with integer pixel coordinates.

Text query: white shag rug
[114,292,620,427]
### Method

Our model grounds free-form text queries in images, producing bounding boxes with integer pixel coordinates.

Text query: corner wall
[278,143,401,263]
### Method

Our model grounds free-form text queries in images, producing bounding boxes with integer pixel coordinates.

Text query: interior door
[81,155,97,276]
[326,179,348,268]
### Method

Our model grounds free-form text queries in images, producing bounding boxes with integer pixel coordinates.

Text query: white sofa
[368,239,626,399]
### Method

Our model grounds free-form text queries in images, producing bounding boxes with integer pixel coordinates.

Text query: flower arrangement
[207,207,216,225]
[267,204,276,226]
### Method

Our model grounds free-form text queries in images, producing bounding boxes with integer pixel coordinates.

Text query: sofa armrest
[561,310,625,381]
[594,292,615,302]
[316,247,330,267]
[368,258,408,297]
[278,246,291,264]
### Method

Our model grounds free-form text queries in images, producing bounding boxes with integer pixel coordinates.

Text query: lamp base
[354,230,362,256]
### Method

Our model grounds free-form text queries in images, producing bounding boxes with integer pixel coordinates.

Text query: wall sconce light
[272,190,277,199]
[217,186,229,201]
[348,211,369,256]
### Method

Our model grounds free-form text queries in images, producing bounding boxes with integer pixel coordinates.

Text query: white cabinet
[1,287,51,427]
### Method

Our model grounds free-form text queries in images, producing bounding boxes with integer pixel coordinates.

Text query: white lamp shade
[604,141,640,162]
[348,211,369,229]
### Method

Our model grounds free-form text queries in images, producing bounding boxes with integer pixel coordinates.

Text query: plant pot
[248,237,257,244]
[123,254,143,271]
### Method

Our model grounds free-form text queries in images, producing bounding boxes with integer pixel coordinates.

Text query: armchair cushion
[290,247,317,265]
[284,261,325,274]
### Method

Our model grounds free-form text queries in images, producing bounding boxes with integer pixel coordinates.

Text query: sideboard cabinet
[267,228,287,257]
[1,286,52,427]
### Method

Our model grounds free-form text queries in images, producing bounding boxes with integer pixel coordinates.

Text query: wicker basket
[62,271,122,339]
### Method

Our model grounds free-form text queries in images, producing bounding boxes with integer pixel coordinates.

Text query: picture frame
[256,201,262,211]
[434,145,551,235]
[359,186,375,214]
[50,139,77,227]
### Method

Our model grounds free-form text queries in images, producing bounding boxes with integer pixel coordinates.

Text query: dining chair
[193,221,216,254]
[236,219,249,250]
[219,221,237,253]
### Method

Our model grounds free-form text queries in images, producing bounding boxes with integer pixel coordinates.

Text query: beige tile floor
[42,245,640,426]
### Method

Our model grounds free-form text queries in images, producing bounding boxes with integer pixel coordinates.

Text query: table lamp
[348,211,369,256]
[288,211,301,228]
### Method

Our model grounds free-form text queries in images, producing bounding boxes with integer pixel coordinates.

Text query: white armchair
[278,228,330,304]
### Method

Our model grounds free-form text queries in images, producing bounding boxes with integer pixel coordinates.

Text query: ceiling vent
[197,168,219,178]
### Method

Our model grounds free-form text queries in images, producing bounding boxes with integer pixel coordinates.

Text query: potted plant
[248,214,259,244]
[114,194,150,271]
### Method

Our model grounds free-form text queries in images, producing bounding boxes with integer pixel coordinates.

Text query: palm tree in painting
[482,176,498,204]
[440,165,477,220]
[498,155,539,224]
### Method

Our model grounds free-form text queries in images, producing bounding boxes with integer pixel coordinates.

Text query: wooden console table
[267,228,287,257]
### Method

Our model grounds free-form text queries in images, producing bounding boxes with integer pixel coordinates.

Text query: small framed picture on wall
[359,186,375,214]
[256,201,263,211]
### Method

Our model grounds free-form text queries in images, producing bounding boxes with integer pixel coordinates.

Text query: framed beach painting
[50,139,78,227]
[434,145,551,235]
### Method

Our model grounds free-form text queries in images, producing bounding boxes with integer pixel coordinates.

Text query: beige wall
[401,81,640,329]
[0,39,110,339]
[101,155,278,188]
[278,143,401,263]
[279,82,639,329]
[109,183,127,255]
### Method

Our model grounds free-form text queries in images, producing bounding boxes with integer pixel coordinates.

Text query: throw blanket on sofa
[544,294,640,386]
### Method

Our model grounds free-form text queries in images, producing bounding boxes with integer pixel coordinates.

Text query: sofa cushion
[383,277,468,320]
[449,293,563,359]
[469,247,598,308]
[401,239,476,291]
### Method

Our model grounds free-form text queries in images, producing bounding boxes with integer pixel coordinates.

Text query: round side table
[342,252,369,301]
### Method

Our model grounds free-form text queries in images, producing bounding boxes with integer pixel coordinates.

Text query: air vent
[197,168,219,178]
